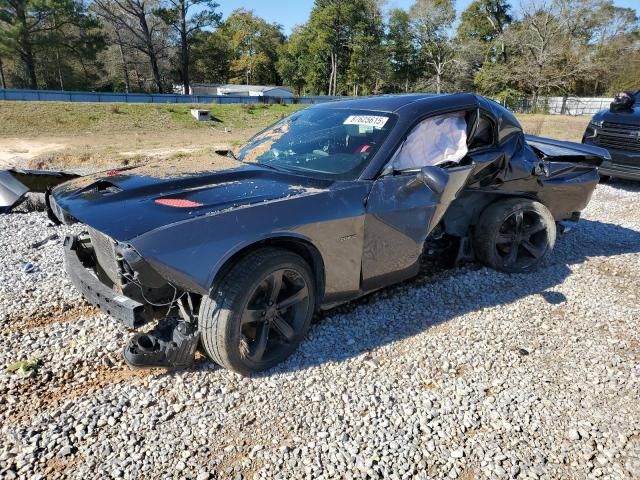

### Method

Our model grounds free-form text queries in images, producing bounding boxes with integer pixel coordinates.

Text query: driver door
[361,166,473,290]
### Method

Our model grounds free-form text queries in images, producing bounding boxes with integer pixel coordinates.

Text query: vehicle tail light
[154,198,204,208]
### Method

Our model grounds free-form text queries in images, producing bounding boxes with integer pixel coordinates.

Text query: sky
[218,0,639,34]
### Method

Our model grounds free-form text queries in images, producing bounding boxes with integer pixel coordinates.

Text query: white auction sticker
[344,115,389,129]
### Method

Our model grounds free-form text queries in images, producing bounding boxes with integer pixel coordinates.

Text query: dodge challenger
[8,93,609,375]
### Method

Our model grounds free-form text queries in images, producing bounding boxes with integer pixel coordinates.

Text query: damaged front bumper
[63,235,147,328]
[63,234,200,369]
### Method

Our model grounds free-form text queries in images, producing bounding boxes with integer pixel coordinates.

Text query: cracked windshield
[238,108,396,179]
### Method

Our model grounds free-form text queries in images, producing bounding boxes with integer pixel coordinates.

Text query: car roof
[309,93,464,113]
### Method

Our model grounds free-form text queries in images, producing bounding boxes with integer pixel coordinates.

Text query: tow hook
[123,319,199,369]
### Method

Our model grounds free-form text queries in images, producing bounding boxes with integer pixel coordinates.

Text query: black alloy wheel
[495,209,550,270]
[474,198,556,273]
[239,268,311,363]
[199,248,315,375]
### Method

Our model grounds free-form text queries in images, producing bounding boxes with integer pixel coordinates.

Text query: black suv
[583,90,640,180]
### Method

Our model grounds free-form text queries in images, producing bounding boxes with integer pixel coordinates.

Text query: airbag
[394,113,468,171]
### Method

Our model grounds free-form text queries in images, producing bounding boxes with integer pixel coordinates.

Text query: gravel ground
[1,181,639,480]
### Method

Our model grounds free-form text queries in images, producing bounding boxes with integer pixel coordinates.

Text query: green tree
[0,0,100,88]
[220,9,284,86]
[189,29,230,84]
[346,2,386,95]
[277,26,311,95]
[457,0,511,63]
[385,8,417,92]
[156,0,221,95]
[456,0,512,95]
[582,2,638,95]
[304,0,384,96]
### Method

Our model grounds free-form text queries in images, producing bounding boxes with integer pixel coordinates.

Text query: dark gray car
[34,93,607,375]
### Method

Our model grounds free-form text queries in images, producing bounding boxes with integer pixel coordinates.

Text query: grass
[6,357,41,377]
[0,101,304,136]
[0,100,591,171]
[517,113,590,143]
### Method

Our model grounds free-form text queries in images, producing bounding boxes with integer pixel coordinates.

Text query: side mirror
[215,149,238,160]
[417,166,449,196]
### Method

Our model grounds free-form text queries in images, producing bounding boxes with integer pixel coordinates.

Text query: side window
[468,114,495,150]
[392,112,468,172]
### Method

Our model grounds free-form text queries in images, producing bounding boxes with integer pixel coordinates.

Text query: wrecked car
[2,93,609,375]
[582,89,640,181]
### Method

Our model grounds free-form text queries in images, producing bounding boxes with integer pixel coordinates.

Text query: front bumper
[63,235,146,328]
[583,138,640,180]
[598,160,640,181]
[64,234,200,368]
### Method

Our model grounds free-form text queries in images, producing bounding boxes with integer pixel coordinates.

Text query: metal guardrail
[0,89,614,116]
[0,88,342,105]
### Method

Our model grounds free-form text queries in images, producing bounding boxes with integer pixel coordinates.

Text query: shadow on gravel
[263,218,640,375]
[604,179,640,193]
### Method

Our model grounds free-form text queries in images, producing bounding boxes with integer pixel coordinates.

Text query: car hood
[592,105,640,125]
[51,154,334,241]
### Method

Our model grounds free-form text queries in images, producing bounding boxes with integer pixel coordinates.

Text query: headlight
[590,120,604,128]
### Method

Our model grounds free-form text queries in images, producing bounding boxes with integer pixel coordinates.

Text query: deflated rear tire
[474,198,556,273]
[199,248,315,376]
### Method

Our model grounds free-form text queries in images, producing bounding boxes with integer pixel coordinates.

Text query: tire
[199,248,315,376]
[599,175,612,183]
[473,198,556,273]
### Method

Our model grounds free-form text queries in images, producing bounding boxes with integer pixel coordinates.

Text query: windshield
[238,108,396,180]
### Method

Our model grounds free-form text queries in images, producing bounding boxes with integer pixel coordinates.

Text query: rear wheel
[474,198,556,273]
[199,248,315,375]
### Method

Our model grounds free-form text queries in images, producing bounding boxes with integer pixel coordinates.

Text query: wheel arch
[443,191,542,238]
[208,235,326,308]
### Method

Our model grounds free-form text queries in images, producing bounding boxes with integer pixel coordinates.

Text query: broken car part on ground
[0,93,609,375]
[0,168,78,214]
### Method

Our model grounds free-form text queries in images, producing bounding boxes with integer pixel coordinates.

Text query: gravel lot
[1,181,639,480]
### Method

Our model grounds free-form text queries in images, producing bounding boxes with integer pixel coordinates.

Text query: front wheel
[199,248,315,376]
[473,198,556,273]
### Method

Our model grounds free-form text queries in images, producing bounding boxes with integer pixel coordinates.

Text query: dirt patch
[0,304,101,335]
[2,129,258,171]
[5,362,162,423]
[0,138,66,168]
[43,456,80,477]
[125,152,243,178]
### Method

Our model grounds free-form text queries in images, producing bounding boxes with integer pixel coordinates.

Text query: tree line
[0,0,638,100]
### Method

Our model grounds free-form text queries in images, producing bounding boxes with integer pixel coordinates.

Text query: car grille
[595,122,640,154]
[87,227,121,285]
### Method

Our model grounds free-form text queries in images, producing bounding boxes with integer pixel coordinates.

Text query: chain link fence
[506,96,613,116]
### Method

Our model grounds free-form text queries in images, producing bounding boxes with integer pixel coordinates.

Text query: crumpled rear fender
[0,168,79,213]
[525,134,610,166]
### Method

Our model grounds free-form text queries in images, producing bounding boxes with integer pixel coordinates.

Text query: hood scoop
[79,180,123,197]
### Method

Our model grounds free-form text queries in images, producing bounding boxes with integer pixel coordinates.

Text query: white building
[185,83,294,98]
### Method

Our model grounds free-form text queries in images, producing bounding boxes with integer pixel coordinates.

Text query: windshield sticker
[344,115,389,129]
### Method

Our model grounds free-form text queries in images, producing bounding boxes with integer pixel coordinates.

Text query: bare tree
[411,0,457,94]
[93,0,169,92]
[507,0,591,104]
